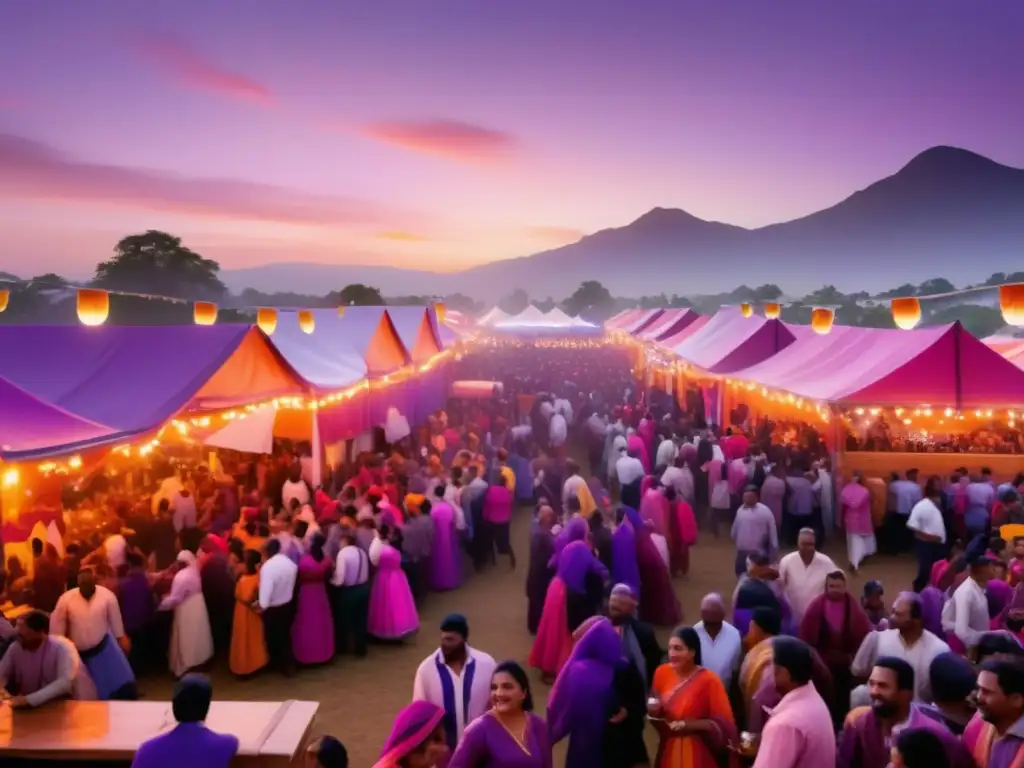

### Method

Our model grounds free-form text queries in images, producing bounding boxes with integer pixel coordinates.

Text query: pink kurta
[839,483,873,536]
[752,683,836,768]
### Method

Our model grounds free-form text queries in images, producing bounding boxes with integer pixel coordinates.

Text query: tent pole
[953,322,963,412]
[311,414,323,489]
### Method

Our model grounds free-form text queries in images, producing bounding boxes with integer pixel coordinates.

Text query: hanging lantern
[1000,283,1024,326]
[77,289,109,326]
[763,302,781,319]
[337,306,346,319]
[810,307,834,335]
[434,302,446,324]
[257,307,278,335]
[193,301,217,326]
[0,289,8,313]
[298,309,315,334]
[890,297,921,330]
[740,303,753,318]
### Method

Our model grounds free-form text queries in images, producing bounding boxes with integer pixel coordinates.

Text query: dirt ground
[139,505,918,766]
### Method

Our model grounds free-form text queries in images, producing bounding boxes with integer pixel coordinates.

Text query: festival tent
[670,308,802,374]
[623,309,665,335]
[543,307,576,327]
[386,306,444,363]
[572,315,598,328]
[495,305,549,327]
[659,314,711,349]
[0,325,307,441]
[0,376,123,461]
[985,335,1024,358]
[477,307,510,327]
[727,323,1024,408]
[638,309,701,342]
[605,309,641,330]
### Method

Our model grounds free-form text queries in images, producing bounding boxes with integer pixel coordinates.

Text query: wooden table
[0,699,319,766]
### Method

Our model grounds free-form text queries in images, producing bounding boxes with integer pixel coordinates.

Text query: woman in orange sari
[649,626,738,768]
[229,550,268,676]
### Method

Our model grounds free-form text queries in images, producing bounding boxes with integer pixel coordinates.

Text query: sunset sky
[1,0,1022,280]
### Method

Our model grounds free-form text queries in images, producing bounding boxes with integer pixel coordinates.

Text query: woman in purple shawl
[373,700,450,768]
[429,486,462,592]
[612,508,641,597]
[553,517,588,561]
[548,617,647,768]
[622,505,682,626]
[918,586,946,638]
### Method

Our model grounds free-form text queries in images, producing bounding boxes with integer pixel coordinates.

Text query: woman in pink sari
[373,700,450,768]
[665,487,697,577]
[627,433,651,474]
[840,472,876,573]
[291,533,335,665]
[640,484,668,536]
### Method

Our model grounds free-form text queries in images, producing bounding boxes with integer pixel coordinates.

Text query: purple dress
[430,502,463,591]
[447,712,553,768]
[291,554,334,664]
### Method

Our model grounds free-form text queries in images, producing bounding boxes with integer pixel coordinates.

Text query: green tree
[333,283,384,306]
[753,284,783,301]
[563,280,614,317]
[443,293,483,315]
[916,277,956,296]
[499,289,530,315]
[984,271,1024,286]
[94,231,226,299]
[878,282,917,299]
[928,305,1005,337]
[804,285,846,305]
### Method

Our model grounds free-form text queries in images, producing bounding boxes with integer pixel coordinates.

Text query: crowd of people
[2,340,1024,768]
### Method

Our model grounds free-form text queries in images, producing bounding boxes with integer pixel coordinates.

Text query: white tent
[542,307,576,326]
[496,305,549,327]
[477,307,509,326]
[204,405,279,455]
[572,314,597,328]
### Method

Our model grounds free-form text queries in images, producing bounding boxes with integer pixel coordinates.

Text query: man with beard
[0,609,86,707]
[837,657,970,768]
[412,614,497,752]
[607,583,662,689]
[966,659,1024,767]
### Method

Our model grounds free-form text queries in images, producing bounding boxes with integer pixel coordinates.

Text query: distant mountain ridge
[219,145,1024,299]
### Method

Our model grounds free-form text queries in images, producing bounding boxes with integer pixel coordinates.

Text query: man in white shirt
[281,465,311,511]
[906,484,947,592]
[779,528,838,622]
[412,614,496,750]
[171,489,198,533]
[655,434,678,473]
[941,550,993,652]
[259,539,299,675]
[661,456,695,505]
[561,460,586,511]
[549,411,568,454]
[51,569,136,700]
[693,593,742,688]
[330,528,370,657]
[850,592,949,706]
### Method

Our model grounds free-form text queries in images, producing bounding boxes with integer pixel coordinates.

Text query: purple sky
[1,0,1022,279]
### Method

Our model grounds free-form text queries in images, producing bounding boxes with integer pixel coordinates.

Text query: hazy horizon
[1,1,1022,280]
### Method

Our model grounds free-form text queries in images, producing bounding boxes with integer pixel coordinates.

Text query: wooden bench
[0,699,319,766]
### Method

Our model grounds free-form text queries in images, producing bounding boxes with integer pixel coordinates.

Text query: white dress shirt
[332,545,370,586]
[941,576,990,650]
[851,629,949,701]
[655,439,678,470]
[906,498,946,543]
[549,413,568,446]
[51,586,126,650]
[779,550,838,622]
[258,553,298,610]
[413,647,497,744]
[562,474,586,510]
[693,621,743,688]
[282,479,310,510]
[368,535,385,567]
[616,455,645,486]
[103,534,127,570]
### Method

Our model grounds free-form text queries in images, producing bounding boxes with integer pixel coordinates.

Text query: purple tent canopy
[670,307,803,374]
[0,324,304,437]
[0,376,124,461]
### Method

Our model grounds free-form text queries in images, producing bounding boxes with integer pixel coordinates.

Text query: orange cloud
[526,226,586,245]
[130,34,274,106]
[376,231,431,242]
[0,133,405,228]
[361,119,517,163]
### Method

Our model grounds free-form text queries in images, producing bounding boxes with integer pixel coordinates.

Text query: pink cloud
[130,34,274,106]
[526,226,586,245]
[361,119,517,163]
[376,231,431,242]
[0,133,405,227]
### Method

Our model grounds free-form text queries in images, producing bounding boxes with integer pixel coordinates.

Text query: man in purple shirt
[884,469,922,555]
[784,469,819,547]
[731,486,779,575]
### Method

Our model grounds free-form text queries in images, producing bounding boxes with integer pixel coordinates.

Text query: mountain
[222,146,1024,299]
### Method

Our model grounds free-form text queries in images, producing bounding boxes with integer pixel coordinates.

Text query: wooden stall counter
[0,699,319,767]
[841,451,1024,483]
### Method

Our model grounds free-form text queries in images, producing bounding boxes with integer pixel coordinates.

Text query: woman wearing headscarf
[292,532,335,666]
[622,505,682,627]
[529,518,608,681]
[612,508,641,598]
[548,616,646,768]
[159,540,214,678]
[429,484,462,592]
[373,700,450,768]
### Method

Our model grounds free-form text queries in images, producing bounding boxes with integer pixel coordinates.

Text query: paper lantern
[434,302,446,324]
[740,303,753,318]
[193,301,217,326]
[764,302,781,319]
[257,307,278,335]
[1000,283,1024,326]
[0,289,8,313]
[77,289,109,326]
[810,307,834,335]
[298,309,315,334]
[337,306,346,319]
[890,297,921,330]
